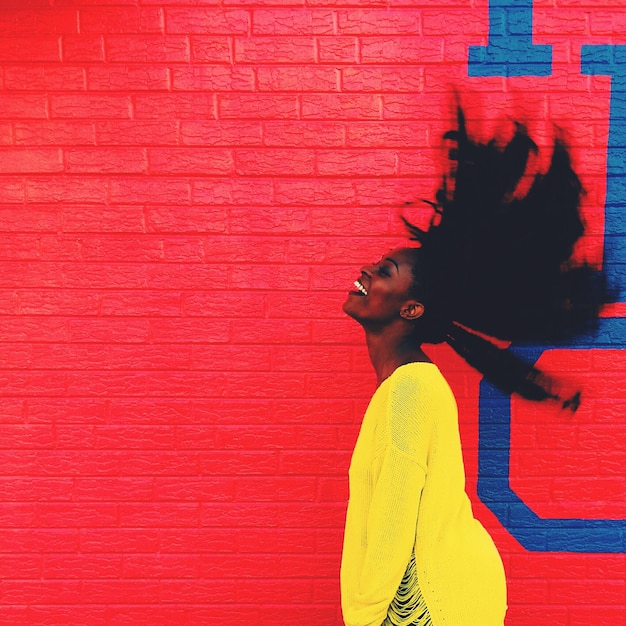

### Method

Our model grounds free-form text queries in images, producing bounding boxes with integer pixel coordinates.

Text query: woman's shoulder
[386,361,448,392]
[383,361,457,418]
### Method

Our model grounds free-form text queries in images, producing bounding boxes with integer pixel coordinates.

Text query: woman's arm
[348,446,426,626]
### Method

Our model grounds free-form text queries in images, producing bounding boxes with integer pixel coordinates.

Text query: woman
[340,109,608,626]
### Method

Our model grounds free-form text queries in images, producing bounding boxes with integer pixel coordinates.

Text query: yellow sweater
[341,363,507,626]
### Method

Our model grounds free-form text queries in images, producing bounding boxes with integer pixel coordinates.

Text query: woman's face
[342,247,423,327]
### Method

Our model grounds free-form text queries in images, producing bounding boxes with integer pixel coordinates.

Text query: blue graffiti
[476,45,626,553]
[468,0,552,77]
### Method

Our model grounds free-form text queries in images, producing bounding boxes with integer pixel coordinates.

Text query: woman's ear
[400,301,425,321]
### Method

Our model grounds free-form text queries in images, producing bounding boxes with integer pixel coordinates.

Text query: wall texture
[0,0,624,624]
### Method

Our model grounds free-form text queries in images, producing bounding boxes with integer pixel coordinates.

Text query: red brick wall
[0,1,624,624]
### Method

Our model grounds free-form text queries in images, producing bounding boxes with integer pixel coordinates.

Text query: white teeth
[353,280,368,296]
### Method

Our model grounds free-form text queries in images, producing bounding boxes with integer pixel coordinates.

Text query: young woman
[339,109,608,626]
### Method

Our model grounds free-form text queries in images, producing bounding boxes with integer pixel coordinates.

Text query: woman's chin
[342,298,365,322]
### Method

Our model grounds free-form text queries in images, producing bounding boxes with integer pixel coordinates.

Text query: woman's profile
[340,108,608,625]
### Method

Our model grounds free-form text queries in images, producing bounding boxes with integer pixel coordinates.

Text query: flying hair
[402,106,610,409]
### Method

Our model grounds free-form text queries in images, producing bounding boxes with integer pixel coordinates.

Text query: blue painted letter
[476,45,626,553]
[468,0,552,77]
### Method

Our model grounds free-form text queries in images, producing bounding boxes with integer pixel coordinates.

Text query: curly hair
[402,107,610,408]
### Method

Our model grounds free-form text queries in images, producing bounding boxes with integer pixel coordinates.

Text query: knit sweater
[341,362,507,626]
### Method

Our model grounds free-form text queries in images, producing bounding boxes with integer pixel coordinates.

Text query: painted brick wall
[0,1,624,625]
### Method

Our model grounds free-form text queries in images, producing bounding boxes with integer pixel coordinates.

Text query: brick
[153,477,234,500]
[267,291,346,319]
[0,178,26,202]
[62,205,144,233]
[257,66,338,92]
[24,344,110,369]
[238,528,315,552]
[342,66,423,92]
[0,235,40,261]
[65,371,150,397]
[308,0,386,6]
[68,318,150,341]
[63,263,148,290]
[84,425,175,448]
[263,121,344,147]
[0,122,11,145]
[144,205,228,233]
[234,37,315,63]
[43,552,122,577]
[229,263,309,291]
[81,236,163,262]
[188,400,266,426]
[86,65,170,91]
[4,65,85,91]
[199,234,323,262]
[64,148,147,173]
[346,121,428,147]
[109,178,190,204]
[361,36,443,64]
[382,93,454,121]
[134,93,215,119]
[252,9,334,35]
[148,319,230,343]
[398,148,446,177]
[218,94,298,119]
[108,399,191,424]
[101,292,182,316]
[0,264,65,289]
[317,36,358,63]
[61,35,104,62]
[228,207,309,235]
[104,34,189,62]
[0,426,55,449]
[181,121,262,146]
[0,36,61,62]
[148,147,233,175]
[165,8,250,34]
[0,205,61,232]
[146,263,230,291]
[79,7,164,34]
[0,580,83,603]
[0,94,47,119]
[184,293,265,319]
[190,36,231,62]
[14,121,95,146]
[171,66,255,91]
[217,372,314,397]
[0,149,62,174]
[302,94,381,120]
[193,177,274,205]
[316,149,397,176]
[274,178,355,205]
[589,10,626,35]
[354,178,438,206]
[0,9,78,36]
[95,120,178,146]
[163,237,204,262]
[50,94,131,119]
[338,9,420,34]
[235,148,315,175]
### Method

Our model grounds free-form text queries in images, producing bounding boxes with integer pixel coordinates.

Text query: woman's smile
[352,279,368,296]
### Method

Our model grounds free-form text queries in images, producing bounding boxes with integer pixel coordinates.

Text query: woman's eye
[377,267,390,277]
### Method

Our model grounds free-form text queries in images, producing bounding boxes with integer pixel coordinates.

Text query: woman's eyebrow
[384,257,399,271]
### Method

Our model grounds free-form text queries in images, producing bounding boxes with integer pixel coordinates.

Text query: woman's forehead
[386,246,418,266]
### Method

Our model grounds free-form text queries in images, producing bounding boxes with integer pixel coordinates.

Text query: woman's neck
[364,326,431,386]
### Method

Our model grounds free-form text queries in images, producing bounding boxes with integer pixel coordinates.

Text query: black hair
[402,106,610,409]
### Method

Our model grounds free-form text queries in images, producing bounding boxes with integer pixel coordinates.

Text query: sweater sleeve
[344,375,431,626]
